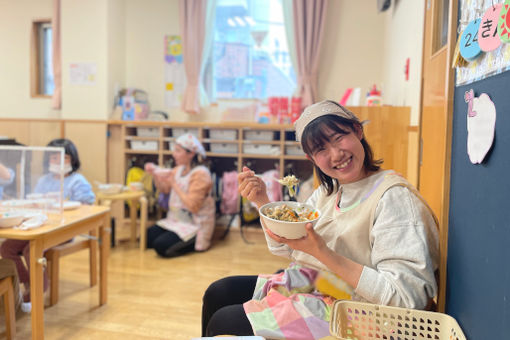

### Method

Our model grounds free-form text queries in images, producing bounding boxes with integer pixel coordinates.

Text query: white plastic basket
[329,300,467,340]
[130,140,158,151]
[209,129,238,140]
[173,127,199,138]
[137,127,160,138]
[244,130,274,141]
[243,143,280,155]
[210,143,238,154]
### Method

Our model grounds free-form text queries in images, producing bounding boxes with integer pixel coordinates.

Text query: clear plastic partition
[0,146,65,229]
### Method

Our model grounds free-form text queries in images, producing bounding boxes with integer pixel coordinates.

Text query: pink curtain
[293,0,328,107]
[52,0,62,110]
[179,0,208,114]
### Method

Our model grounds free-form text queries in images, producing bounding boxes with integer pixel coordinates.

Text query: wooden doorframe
[418,0,458,313]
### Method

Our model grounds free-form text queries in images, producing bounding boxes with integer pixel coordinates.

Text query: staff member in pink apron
[144,133,215,257]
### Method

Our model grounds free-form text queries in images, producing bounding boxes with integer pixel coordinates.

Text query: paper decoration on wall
[460,18,482,61]
[464,89,496,164]
[69,62,97,85]
[498,0,510,43]
[455,0,510,86]
[164,35,186,108]
[478,4,502,51]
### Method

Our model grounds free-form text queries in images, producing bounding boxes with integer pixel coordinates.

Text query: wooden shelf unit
[106,121,315,229]
[108,120,310,181]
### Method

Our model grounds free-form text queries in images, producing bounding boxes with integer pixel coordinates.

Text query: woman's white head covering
[174,133,206,158]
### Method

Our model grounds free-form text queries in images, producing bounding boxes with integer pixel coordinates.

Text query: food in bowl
[264,203,318,222]
[259,201,320,239]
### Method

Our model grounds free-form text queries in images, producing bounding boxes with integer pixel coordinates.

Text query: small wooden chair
[0,276,16,340]
[45,230,98,306]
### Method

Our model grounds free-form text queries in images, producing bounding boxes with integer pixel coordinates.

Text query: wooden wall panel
[348,106,410,179]
[29,122,62,146]
[0,120,61,146]
[406,129,420,187]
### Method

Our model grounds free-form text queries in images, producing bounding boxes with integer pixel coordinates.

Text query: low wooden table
[0,205,110,339]
[96,190,148,250]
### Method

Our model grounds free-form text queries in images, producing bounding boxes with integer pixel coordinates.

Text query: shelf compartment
[207,128,238,140]
[243,130,276,141]
[172,127,200,138]
[128,140,158,151]
[285,144,305,156]
[136,127,160,138]
[210,143,239,154]
[243,143,281,155]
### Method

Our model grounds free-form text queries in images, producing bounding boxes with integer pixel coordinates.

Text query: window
[31,20,54,97]
[205,0,296,100]
[432,0,450,53]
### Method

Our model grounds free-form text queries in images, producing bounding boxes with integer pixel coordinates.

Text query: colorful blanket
[243,264,337,340]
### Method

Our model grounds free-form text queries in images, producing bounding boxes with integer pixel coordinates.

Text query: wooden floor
[0,227,291,339]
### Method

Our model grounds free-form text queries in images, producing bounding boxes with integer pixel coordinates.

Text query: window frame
[30,19,53,98]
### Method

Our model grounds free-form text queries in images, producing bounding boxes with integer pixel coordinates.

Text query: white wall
[380,0,425,126]
[61,0,109,120]
[108,0,126,113]
[318,0,385,104]
[0,0,424,124]
[0,0,58,119]
[125,0,189,121]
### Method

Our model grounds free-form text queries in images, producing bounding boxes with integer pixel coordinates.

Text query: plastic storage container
[243,144,280,155]
[286,145,305,156]
[244,130,274,141]
[210,143,238,154]
[209,129,238,140]
[137,127,160,138]
[329,300,466,340]
[173,127,199,138]
[130,140,158,151]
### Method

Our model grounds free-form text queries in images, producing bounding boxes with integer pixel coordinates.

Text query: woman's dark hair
[45,138,81,173]
[301,114,383,195]
[180,147,203,169]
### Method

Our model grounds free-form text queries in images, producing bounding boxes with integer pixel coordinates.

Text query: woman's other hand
[238,166,270,208]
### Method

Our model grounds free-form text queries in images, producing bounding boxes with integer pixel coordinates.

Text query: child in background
[0,163,15,199]
[0,138,95,306]
[202,100,439,338]
[144,133,215,258]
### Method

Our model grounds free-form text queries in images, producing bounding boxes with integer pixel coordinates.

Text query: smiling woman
[202,100,440,339]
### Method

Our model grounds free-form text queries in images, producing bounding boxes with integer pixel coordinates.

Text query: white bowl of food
[259,201,320,239]
[97,183,124,195]
[0,211,27,228]
[129,181,144,191]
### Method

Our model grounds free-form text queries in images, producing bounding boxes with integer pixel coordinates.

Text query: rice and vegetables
[263,204,319,222]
